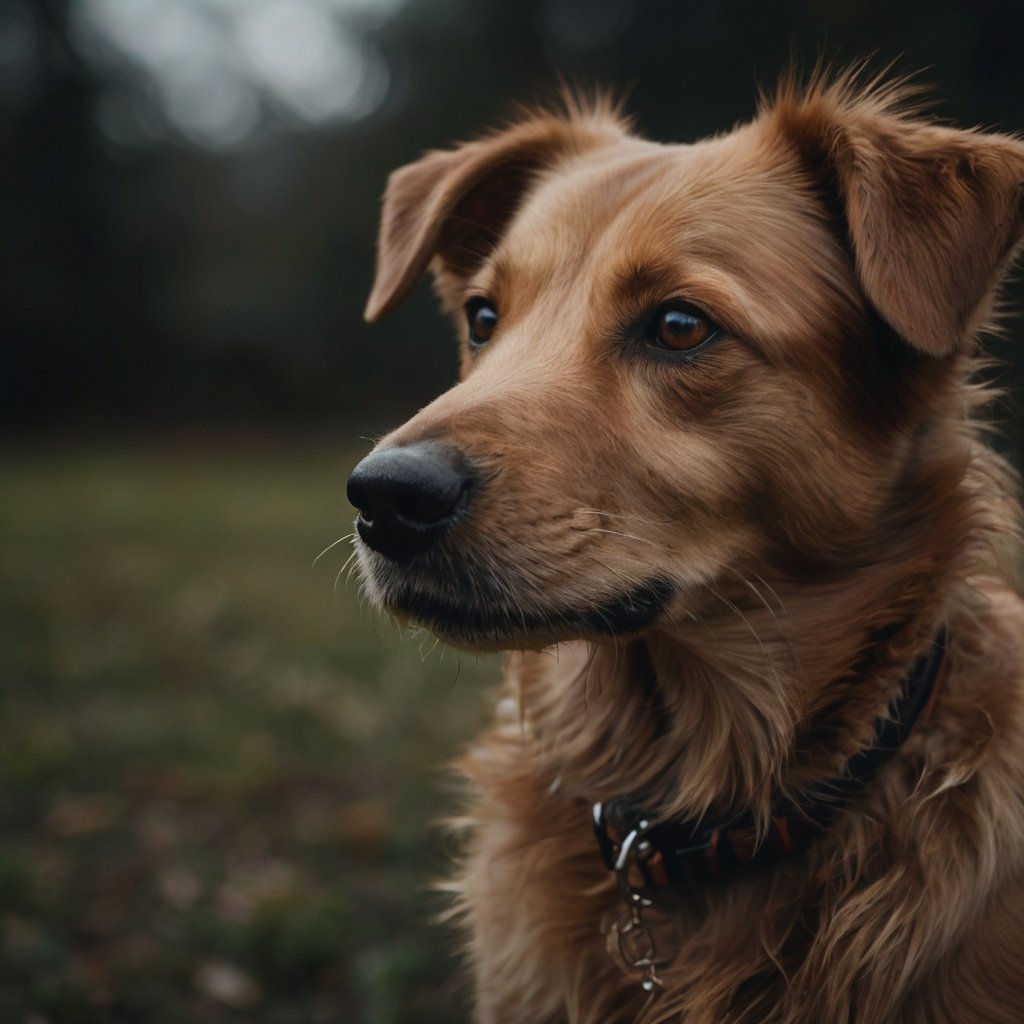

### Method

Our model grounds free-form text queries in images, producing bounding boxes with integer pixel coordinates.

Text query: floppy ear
[364,114,623,321]
[773,82,1024,356]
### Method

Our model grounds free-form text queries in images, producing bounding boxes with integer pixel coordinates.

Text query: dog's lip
[381,574,676,647]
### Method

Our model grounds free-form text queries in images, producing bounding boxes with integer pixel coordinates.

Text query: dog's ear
[364,114,622,321]
[773,81,1024,356]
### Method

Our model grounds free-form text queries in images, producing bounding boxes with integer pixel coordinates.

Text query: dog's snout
[346,443,475,562]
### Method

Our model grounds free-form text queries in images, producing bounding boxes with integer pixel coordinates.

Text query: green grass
[0,438,500,1023]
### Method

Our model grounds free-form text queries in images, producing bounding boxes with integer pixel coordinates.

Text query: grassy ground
[0,437,500,1023]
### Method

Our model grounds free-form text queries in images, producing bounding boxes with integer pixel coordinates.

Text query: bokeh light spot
[71,0,402,148]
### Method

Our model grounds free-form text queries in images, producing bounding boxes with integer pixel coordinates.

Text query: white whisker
[334,548,359,599]
[313,532,355,567]
[573,507,675,528]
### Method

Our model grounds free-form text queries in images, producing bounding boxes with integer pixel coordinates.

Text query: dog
[347,69,1024,1023]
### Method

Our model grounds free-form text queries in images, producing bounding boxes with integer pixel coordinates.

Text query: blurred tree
[0,0,110,423]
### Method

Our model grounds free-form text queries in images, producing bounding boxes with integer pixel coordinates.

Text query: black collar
[593,629,949,890]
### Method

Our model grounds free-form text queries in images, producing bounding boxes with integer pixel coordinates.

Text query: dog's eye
[650,308,716,352]
[466,300,499,348]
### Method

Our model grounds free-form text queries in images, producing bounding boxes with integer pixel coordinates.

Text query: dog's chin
[360,553,675,651]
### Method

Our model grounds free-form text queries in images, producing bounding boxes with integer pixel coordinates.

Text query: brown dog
[347,70,1024,1023]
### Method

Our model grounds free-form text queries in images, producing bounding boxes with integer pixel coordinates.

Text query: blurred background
[1,1,1022,1021]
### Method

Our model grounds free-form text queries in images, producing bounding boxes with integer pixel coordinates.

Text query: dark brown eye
[466,300,498,348]
[651,308,716,352]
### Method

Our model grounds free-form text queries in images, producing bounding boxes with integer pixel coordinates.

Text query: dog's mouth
[361,550,675,648]
[346,442,677,647]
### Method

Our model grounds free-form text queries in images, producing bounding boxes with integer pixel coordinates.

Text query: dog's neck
[594,627,946,888]
[588,575,945,825]
[517,450,994,827]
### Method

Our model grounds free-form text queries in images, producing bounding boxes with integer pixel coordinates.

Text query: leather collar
[593,628,949,890]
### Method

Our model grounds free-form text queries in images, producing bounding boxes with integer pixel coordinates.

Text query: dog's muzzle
[346,442,476,563]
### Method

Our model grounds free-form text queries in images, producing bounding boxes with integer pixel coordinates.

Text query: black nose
[346,443,475,562]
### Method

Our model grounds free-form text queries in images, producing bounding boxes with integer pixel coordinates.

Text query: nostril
[345,471,376,522]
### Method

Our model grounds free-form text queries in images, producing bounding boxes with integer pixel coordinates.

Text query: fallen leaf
[194,960,262,1009]
[47,794,119,836]
[159,866,201,908]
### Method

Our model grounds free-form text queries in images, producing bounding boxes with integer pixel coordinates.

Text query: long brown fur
[355,68,1024,1022]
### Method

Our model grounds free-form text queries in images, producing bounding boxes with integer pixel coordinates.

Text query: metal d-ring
[613,819,655,908]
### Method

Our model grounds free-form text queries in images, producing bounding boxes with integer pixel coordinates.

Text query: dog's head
[349,75,1024,651]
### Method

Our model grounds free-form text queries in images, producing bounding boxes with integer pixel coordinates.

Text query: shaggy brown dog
[347,70,1024,1023]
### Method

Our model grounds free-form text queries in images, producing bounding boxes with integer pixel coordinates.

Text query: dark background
[2,0,1023,442]
[2,2,1023,1022]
